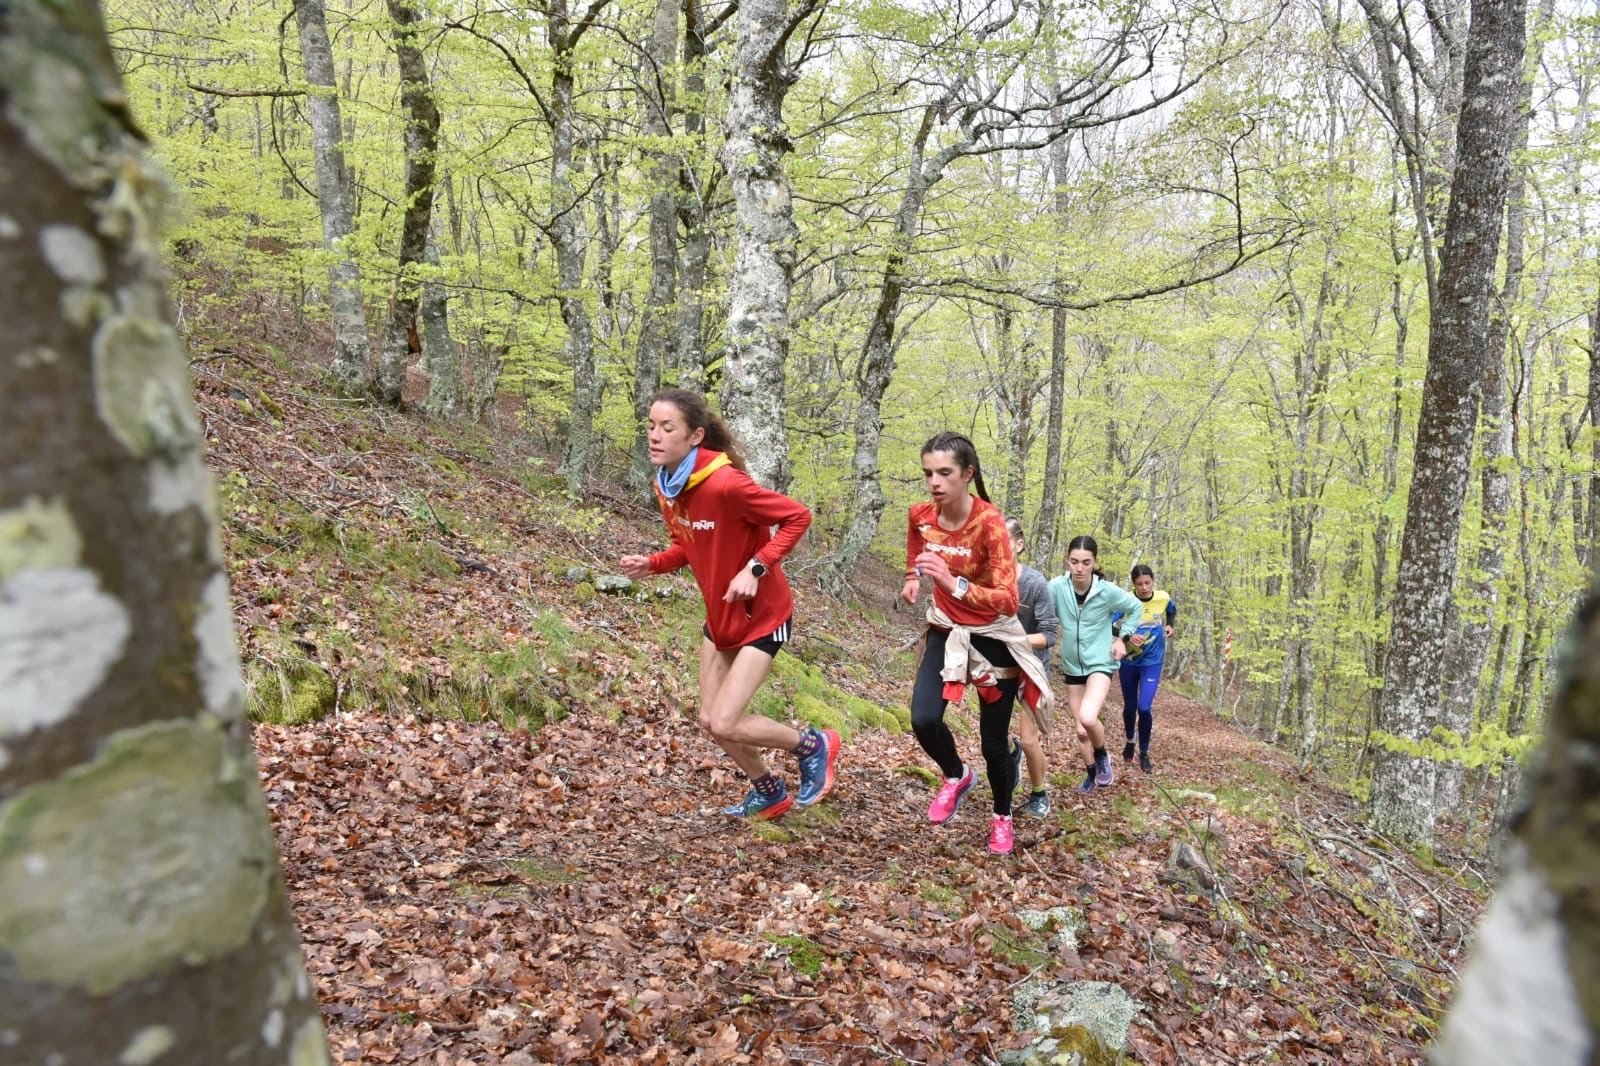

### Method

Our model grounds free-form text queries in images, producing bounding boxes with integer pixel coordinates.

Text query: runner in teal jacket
[1046,536,1143,794]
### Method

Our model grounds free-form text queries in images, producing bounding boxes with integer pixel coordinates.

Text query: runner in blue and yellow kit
[1112,564,1176,773]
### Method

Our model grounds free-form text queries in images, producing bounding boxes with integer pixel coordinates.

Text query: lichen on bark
[0,720,276,994]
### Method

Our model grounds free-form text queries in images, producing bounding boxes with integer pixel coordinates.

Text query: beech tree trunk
[1035,122,1072,572]
[1368,0,1525,845]
[673,0,717,390]
[0,4,327,1060]
[420,243,458,419]
[718,0,813,490]
[1436,1,1548,810]
[376,0,442,408]
[1432,589,1599,1066]
[1587,286,1600,568]
[818,100,944,595]
[629,0,681,495]
[553,0,606,496]
[294,0,371,396]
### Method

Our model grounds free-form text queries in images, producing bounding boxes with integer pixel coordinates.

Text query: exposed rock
[1018,906,1086,954]
[1152,926,1184,963]
[1006,980,1142,1065]
[593,574,634,595]
[1162,841,1220,897]
[564,566,591,582]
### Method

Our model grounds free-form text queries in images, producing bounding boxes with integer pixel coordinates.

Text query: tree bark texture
[1433,590,1599,1066]
[629,0,681,496]
[1286,249,1335,763]
[718,0,805,490]
[377,0,442,408]
[1587,283,1600,568]
[1036,80,1072,569]
[420,243,458,419]
[1368,0,1525,845]
[818,101,943,596]
[553,0,604,496]
[1435,0,1547,810]
[293,0,371,397]
[0,4,328,1061]
[673,0,715,390]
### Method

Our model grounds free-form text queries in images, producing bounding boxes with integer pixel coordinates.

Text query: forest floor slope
[197,333,1488,1063]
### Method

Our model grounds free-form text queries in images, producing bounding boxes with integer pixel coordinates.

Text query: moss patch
[247,656,337,725]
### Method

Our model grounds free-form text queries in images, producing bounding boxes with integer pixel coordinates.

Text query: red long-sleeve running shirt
[647,449,813,650]
[905,497,1019,627]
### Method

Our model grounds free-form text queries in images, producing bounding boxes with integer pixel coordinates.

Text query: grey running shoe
[1018,789,1051,818]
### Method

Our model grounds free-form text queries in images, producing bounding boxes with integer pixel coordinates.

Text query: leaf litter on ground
[203,337,1488,1064]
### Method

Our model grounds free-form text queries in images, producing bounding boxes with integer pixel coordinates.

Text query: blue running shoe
[723,781,793,820]
[1077,768,1097,796]
[796,727,841,807]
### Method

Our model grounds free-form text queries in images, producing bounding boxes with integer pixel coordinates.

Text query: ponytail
[652,389,748,472]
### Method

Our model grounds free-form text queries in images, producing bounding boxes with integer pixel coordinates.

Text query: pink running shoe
[988,814,1014,855]
[928,766,976,824]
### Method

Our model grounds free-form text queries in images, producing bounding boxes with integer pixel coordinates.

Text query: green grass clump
[246,654,337,724]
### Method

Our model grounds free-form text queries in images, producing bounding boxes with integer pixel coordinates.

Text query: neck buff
[657,447,701,500]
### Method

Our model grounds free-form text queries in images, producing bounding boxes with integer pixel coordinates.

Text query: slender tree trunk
[420,242,458,419]
[1372,189,1410,691]
[293,0,371,396]
[0,5,326,1058]
[999,306,1032,518]
[629,0,681,495]
[1036,299,1068,571]
[818,101,946,595]
[1368,0,1525,846]
[1286,247,1334,764]
[553,0,605,495]
[376,0,441,408]
[1436,1,1549,809]
[672,0,717,389]
[1587,284,1600,568]
[718,0,811,490]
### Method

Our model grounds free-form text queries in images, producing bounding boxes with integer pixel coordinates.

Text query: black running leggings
[910,628,1021,815]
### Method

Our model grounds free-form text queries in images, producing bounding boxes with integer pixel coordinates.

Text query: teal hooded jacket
[1046,574,1145,677]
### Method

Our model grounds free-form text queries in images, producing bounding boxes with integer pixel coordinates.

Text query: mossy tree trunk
[376,0,442,408]
[0,4,328,1062]
[293,0,372,397]
[1367,0,1525,846]
[627,0,681,497]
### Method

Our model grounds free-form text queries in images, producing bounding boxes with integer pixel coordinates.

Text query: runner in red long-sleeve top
[620,390,840,820]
